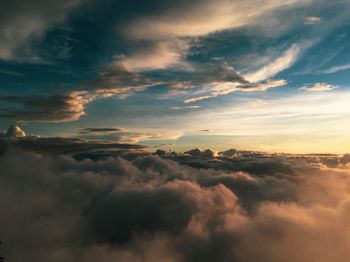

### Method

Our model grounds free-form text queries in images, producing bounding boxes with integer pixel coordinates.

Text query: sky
[1,0,350,153]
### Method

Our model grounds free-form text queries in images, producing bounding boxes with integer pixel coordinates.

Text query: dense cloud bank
[1,150,350,262]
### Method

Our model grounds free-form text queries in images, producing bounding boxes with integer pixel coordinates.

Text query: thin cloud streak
[244,44,302,82]
[183,80,287,103]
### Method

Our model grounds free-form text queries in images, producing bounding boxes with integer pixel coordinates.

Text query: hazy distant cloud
[304,16,322,25]
[300,83,337,91]
[117,131,183,144]
[247,99,269,107]
[77,129,183,145]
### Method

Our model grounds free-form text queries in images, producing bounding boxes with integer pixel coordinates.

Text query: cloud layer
[1,147,350,262]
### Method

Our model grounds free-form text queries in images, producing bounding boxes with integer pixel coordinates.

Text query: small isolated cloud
[170,105,200,110]
[304,16,322,25]
[247,99,269,108]
[184,95,212,104]
[301,83,337,91]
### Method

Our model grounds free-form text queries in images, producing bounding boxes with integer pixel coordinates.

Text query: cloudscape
[1,0,350,261]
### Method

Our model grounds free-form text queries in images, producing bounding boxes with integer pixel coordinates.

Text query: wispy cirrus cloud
[179,41,308,104]
[320,63,350,74]
[244,44,302,82]
[183,79,287,103]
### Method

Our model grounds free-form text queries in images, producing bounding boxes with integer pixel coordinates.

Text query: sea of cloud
[1,147,350,262]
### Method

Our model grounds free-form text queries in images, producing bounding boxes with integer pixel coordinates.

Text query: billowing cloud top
[1,140,350,261]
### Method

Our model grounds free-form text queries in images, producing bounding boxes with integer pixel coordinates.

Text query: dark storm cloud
[1,148,350,262]
[0,94,86,122]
